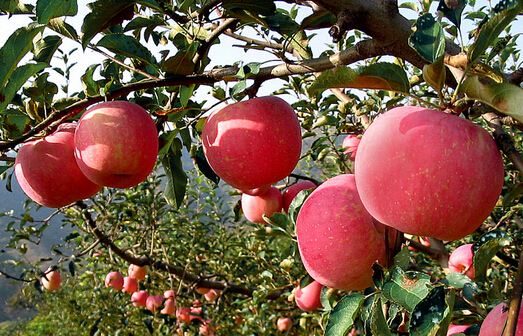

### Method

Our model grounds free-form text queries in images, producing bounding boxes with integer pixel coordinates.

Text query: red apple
[342,134,361,161]
[146,295,164,313]
[296,174,387,290]
[131,290,149,307]
[164,289,175,299]
[204,288,221,302]
[195,287,210,295]
[282,180,316,213]
[105,271,124,290]
[241,186,283,223]
[122,276,138,294]
[176,307,192,323]
[161,298,176,315]
[448,244,475,279]
[447,324,470,335]
[199,320,216,335]
[41,269,61,291]
[202,96,302,193]
[355,106,504,241]
[295,280,323,312]
[479,301,523,335]
[74,101,159,189]
[277,317,292,332]
[14,123,102,208]
[128,264,147,280]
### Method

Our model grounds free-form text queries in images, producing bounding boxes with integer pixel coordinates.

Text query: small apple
[241,186,283,223]
[295,280,323,312]
[195,286,210,295]
[74,100,159,189]
[341,134,361,161]
[161,298,176,315]
[204,288,221,302]
[105,271,124,290]
[131,290,149,307]
[14,123,102,208]
[128,264,147,280]
[479,301,523,335]
[164,289,175,299]
[277,317,292,332]
[199,320,216,336]
[447,324,470,335]
[122,276,138,294]
[282,180,316,213]
[448,244,475,279]
[41,269,61,291]
[146,295,164,313]
[176,306,192,323]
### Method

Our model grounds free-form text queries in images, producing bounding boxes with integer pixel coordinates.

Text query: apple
[341,134,361,161]
[74,101,159,189]
[176,306,192,323]
[105,271,124,290]
[295,280,323,312]
[204,288,221,302]
[164,289,175,299]
[354,106,504,241]
[448,244,475,279]
[41,269,61,291]
[161,298,176,315]
[241,186,283,223]
[202,96,302,194]
[146,295,164,313]
[122,276,138,294]
[128,264,147,280]
[447,324,470,335]
[296,174,387,290]
[199,320,216,336]
[479,301,523,335]
[282,180,316,213]
[277,317,292,332]
[131,290,149,307]
[195,287,210,295]
[14,123,103,208]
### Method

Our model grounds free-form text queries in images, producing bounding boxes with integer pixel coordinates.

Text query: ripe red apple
[164,289,175,299]
[296,174,387,290]
[295,280,323,312]
[195,287,210,295]
[128,264,147,280]
[479,301,523,335]
[277,317,293,332]
[199,320,216,335]
[202,96,302,194]
[146,295,165,313]
[342,134,361,161]
[131,290,149,307]
[74,101,159,189]
[161,298,176,315]
[122,276,138,294]
[448,244,475,279]
[447,324,470,335]
[176,307,192,323]
[14,123,102,208]
[282,180,316,213]
[241,186,283,223]
[355,106,504,241]
[105,271,124,290]
[204,288,221,302]
[41,270,61,291]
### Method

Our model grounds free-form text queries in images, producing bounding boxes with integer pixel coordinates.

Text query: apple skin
[479,301,523,336]
[342,134,361,161]
[161,298,176,315]
[105,271,124,290]
[202,96,302,193]
[176,307,192,323]
[204,288,221,302]
[41,270,61,291]
[448,244,475,279]
[295,280,323,312]
[74,101,159,189]
[122,276,138,294]
[277,317,293,332]
[354,106,504,241]
[128,264,147,280]
[146,295,165,313]
[282,180,316,213]
[164,289,175,299]
[241,186,283,223]
[131,290,149,307]
[296,174,386,290]
[14,123,103,208]
[447,324,469,335]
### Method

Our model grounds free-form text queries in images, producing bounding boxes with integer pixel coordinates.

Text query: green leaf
[33,35,62,63]
[370,297,392,336]
[423,54,446,94]
[0,23,45,90]
[382,266,431,312]
[162,138,187,209]
[97,34,156,66]
[459,77,523,124]
[179,85,194,107]
[409,286,455,336]
[1,109,31,139]
[221,0,276,24]
[437,0,466,28]
[81,64,100,96]
[0,62,49,111]
[468,0,523,63]
[36,0,78,24]
[409,13,446,62]
[325,294,365,336]
[299,11,336,30]
[473,230,511,281]
[0,0,34,14]
[287,188,313,225]
[443,272,479,290]
[47,18,79,40]
[190,145,220,184]
[68,260,76,276]
[0,165,11,175]
[262,212,292,231]
[308,63,410,95]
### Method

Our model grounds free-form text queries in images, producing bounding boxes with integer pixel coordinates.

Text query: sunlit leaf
[0,62,49,111]
[47,17,79,40]
[423,54,446,93]
[409,286,455,336]
[1,110,31,139]
[409,13,446,62]
[437,0,466,28]
[34,35,62,63]
[382,266,431,312]
[36,0,78,24]
[162,138,187,209]
[325,294,365,336]
[97,34,156,66]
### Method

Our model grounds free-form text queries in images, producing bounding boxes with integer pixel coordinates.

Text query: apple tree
[0,0,523,335]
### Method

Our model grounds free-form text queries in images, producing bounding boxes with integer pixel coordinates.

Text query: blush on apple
[41,269,61,291]
[146,295,165,313]
[74,101,159,189]
[161,298,176,315]
[282,180,316,213]
[122,276,138,294]
[295,280,323,312]
[131,290,149,307]
[241,186,283,223]
[14,123,102,208]
[447,324,470,335]
[202,96,302,194]
[296,174,386,290]
[355,106,504,241]
[128,264,147,280]
[105,271,124,290]
[448,244,475,279]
